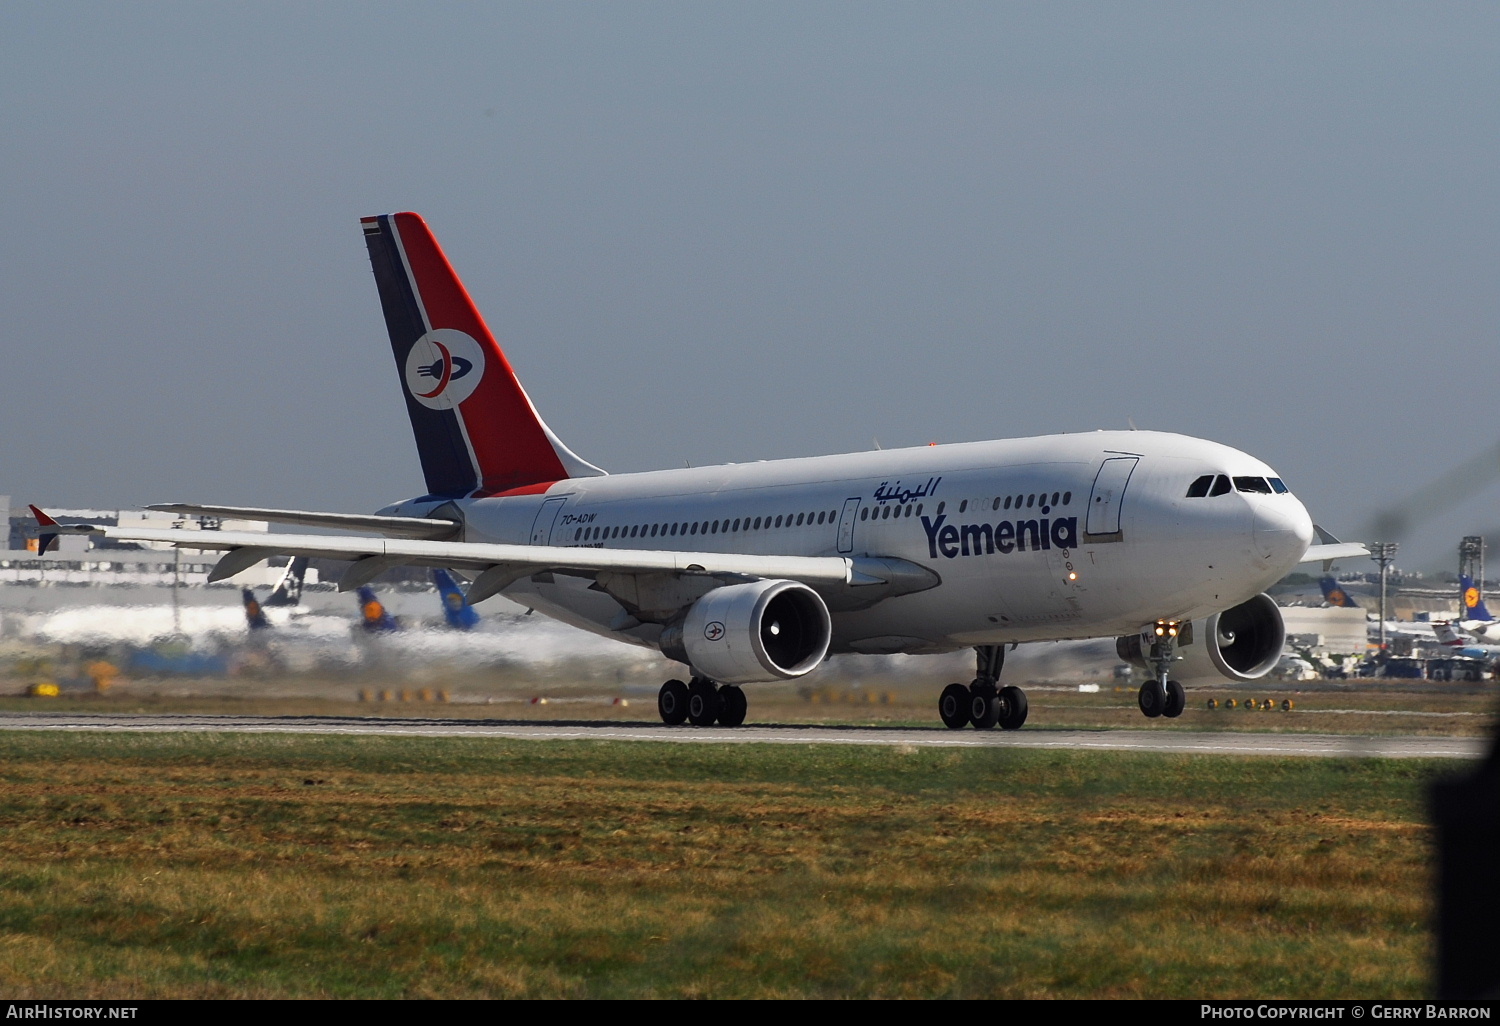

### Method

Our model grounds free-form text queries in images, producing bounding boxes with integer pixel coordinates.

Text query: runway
[0,712,1486,760]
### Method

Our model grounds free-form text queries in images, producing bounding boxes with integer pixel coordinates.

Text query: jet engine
[660,579,832,685]
[1116,593,1286,684]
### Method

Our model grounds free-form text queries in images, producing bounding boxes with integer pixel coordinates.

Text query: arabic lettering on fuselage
[872,477,940,506]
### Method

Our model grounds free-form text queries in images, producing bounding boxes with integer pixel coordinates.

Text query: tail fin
[361,212,604,498]
[243,589,270,631]
[1434,621,1466,647]
[356,586,400,633]
[1319,576,1359,608]
[433,569,480,630]
[263,557,308,608]
[1459,575,1493,621]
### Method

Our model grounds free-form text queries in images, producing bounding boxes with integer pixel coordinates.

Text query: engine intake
[662,580,832,684]
[1116,593,1285,684]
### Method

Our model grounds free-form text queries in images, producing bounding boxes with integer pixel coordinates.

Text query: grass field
[0,730,1458,998]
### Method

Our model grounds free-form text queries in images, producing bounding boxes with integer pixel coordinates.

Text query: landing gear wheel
[997,685,1028,730]
[687,678,721,726]
[968,684,999,729]
[939,683,971,729]
[1138,680,1166,719]
[1163,680,1186,719]
[658,679,689,725]
[718,686,747,727]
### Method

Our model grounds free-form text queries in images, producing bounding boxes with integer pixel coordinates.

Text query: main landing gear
[1137,620,1187,720]
[657,677,747,727]
[939,645,1028,731]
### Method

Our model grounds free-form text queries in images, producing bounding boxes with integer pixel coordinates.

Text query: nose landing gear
[939,645,1029,730]
[1137,620,1187,720]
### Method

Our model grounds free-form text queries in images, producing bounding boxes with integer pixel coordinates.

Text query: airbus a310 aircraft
[42,212,1362,729]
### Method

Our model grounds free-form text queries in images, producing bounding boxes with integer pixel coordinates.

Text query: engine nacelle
[661,580,832,685]
[1116,593,1286,684]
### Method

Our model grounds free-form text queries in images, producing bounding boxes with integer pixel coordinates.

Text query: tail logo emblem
[404,329,486,410]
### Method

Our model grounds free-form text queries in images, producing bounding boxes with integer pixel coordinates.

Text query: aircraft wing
[145,503,459,540]
[82,524,908,605]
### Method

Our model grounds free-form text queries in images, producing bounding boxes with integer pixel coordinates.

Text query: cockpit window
[1209,474,1232,496]
[1234,476,1273,494]
[1186,475,1213,498]
[1269,478,1288,494]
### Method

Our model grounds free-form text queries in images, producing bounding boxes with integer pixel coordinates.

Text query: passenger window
[936,502,945,515]
[1269,478,1288,494]
[959,500,968,513]
[915,504,923,517]
[796,513,804,526]
[1234,476,1272,494]
[1210,475,1231,496]
[1186,475,1213,498]
[1063,491,1071,504]
[1026,495,1035,508]
[1004,496,1012,510]
[1051,492,1059,506]
[574,528,581,541]
[778,515,786,527]
[905,505,913,517]
[992,497,1001,511]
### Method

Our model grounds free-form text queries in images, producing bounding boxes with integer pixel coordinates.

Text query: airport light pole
[1371,542,1399,653]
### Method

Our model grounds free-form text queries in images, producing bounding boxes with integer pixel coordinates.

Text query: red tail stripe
[392,212,568,493]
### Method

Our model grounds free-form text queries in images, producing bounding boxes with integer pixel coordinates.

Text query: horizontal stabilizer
[146,503,459,539]
[1299,542,1367,564]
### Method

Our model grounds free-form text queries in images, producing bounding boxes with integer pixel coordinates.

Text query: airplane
[1432,619,1500,659]
[242,557,310,630]
[433,568,480,630]
[41,212,1363,730]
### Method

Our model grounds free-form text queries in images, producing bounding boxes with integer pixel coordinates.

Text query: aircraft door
[837,498,861,553]
[1084,457,1139,542]
[530,497,568,546]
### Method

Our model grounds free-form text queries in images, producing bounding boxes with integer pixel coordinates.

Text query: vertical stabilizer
[361,212,604,498]
[1459,576,1493,622]
[433,569,480,630]
[1319,576,1359,609]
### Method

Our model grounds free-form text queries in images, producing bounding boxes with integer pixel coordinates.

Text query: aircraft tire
[718,685,748,727]
[687,678,721,727]
[1163,680,1186,718]
[658,679,689,725]
[1138,681,1165,719]
[968,684,999,729]
[998,686,1028,730]
[939,683,971,729]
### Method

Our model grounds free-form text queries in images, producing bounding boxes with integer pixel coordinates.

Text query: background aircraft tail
[1459,575,1493,621]
[1433,621,1467,647]
[1319,576,1359,608]
[360,212,605,499]
[263,557,308,608]
[433,569,480,630]
[242,589,270,630]
[356,587,401,633]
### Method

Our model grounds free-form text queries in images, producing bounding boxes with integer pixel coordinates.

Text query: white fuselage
[385,430,1313,658]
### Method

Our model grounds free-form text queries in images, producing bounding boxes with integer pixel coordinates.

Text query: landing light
[1067,572,1077,581]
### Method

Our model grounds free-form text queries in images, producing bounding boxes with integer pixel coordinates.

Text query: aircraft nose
[1252,496,1314,566]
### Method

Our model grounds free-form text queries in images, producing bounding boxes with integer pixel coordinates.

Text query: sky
[2,3,1496,573]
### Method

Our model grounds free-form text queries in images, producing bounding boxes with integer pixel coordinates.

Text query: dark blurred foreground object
[1430,713,1500,998]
